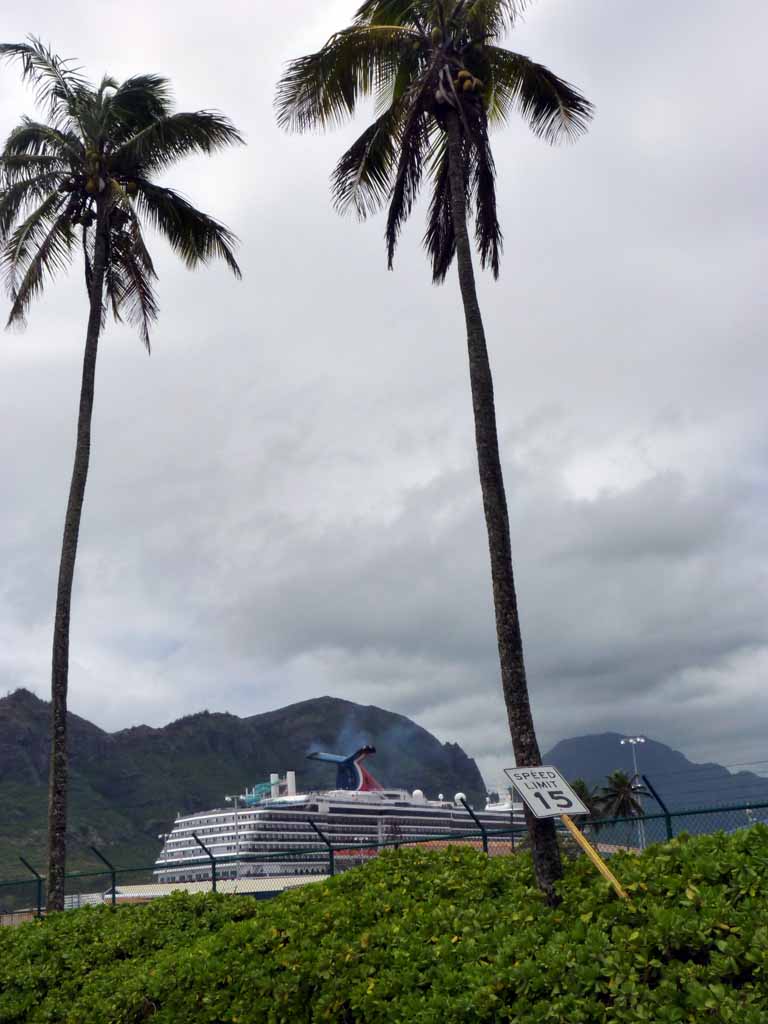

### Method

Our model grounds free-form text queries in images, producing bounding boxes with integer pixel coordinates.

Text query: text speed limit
[504,766,588,819]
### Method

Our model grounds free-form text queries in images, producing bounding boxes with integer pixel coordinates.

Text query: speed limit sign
[504,766,588,819]
[505,765,629,901]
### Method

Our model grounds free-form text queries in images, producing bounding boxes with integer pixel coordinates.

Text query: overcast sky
[1,1,766,792]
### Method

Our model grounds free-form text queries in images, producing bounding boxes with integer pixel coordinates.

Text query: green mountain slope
[0,690,486,879]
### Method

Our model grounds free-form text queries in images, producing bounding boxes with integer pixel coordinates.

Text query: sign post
[505,766,628,901]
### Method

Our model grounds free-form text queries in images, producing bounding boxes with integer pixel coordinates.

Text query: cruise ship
[154,746,524,884]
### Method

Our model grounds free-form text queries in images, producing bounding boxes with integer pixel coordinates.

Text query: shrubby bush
[1,827,768,1022]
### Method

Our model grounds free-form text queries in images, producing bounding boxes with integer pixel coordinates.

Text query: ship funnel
[286,771,297,796]
[270,772,280,798]
[306,745,383,792]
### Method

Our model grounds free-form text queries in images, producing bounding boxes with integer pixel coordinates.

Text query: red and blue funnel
[306,745,383,792]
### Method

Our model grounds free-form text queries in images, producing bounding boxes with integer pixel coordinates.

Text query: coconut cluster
[433,64,484,110]
[57,150,140,229]
[455,68,483,93]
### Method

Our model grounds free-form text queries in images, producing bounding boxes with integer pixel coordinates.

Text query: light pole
[225,794,240,879]
[620,736,646,851]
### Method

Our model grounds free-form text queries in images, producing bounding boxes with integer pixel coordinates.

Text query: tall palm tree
[276,0,592,901]
[0,40,242,910]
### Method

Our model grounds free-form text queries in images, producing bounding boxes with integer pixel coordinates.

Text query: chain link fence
[0,878,42,927]
[3,800,766,924]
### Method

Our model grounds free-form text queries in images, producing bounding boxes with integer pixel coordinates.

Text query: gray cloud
[1,1,767,795]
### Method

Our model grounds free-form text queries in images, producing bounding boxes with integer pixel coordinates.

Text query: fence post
[308,820,335,876]
[90,847,117,906]
[192,833,217,893]
[19,857,44,918]
[460,798,488,854]
[642,775,674,841]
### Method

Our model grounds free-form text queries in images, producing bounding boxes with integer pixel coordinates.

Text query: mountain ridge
[4,689,765,880]
[0,689,486,878]
[543,731,768,810]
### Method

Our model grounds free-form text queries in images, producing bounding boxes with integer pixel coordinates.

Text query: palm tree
[275,0,592,902]
[0,40,242,910]
[598,770,648,820]
[570,778,604,835]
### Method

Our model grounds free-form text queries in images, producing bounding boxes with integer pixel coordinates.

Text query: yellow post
[560,814,629,900]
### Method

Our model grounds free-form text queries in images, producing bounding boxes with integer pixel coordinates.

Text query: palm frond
[375,37,424,117]
[108,219,158,350]
[385,108,433,269]
[95,74,119,101]
[105,75,174,144]
[0,153,68,184]
[275,25,416,132]
[464,103,502,277]
[1,189,65,285]
[110,111,243,176]
[3,204,75,325]
[462,0,530,38]
[354,0,429,28]
[0,171,65,237]
[3,119,83,163]
[385,65,439,269]
[331,103,404,218]
[103,255,124,323]
[0,38,87,128]
[135,181,241,277]
[423,136,455,283]
[484,47,593,141]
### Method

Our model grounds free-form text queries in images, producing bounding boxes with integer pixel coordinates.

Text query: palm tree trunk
[47,204,108,912]
[444,108,562,904]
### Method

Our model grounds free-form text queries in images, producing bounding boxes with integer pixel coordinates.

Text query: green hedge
[2,827,768,1022]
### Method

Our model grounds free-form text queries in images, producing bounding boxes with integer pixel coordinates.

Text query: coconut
[85,177,98,194]
[462,79,474,92]
[457,69,472,81]
[431,27,442,44]
[126,181,139,196]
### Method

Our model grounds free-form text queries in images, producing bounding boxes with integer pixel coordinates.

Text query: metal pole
[460,798,488,854]
[226,794,241,880]
[19,857,44,918]
[192,832,217,893]
[642,774,673,841]
[621,736,647,851]
[308,819,335,876]
[631,745,646,851]
[560,815,629,900]
[507,786,517,852]
[90,847,117,906]
[235,798,240,878]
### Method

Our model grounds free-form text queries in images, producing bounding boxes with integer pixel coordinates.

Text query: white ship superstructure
[154,747,524,884]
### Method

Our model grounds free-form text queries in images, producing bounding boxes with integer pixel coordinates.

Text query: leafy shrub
[1,827,768,1022]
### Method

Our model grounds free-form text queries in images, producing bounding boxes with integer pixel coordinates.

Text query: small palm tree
[0,39,243,910]
[276,0,592,902]
[599,770,648,819]
[570,778,604,834]
[599,769,649,850]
